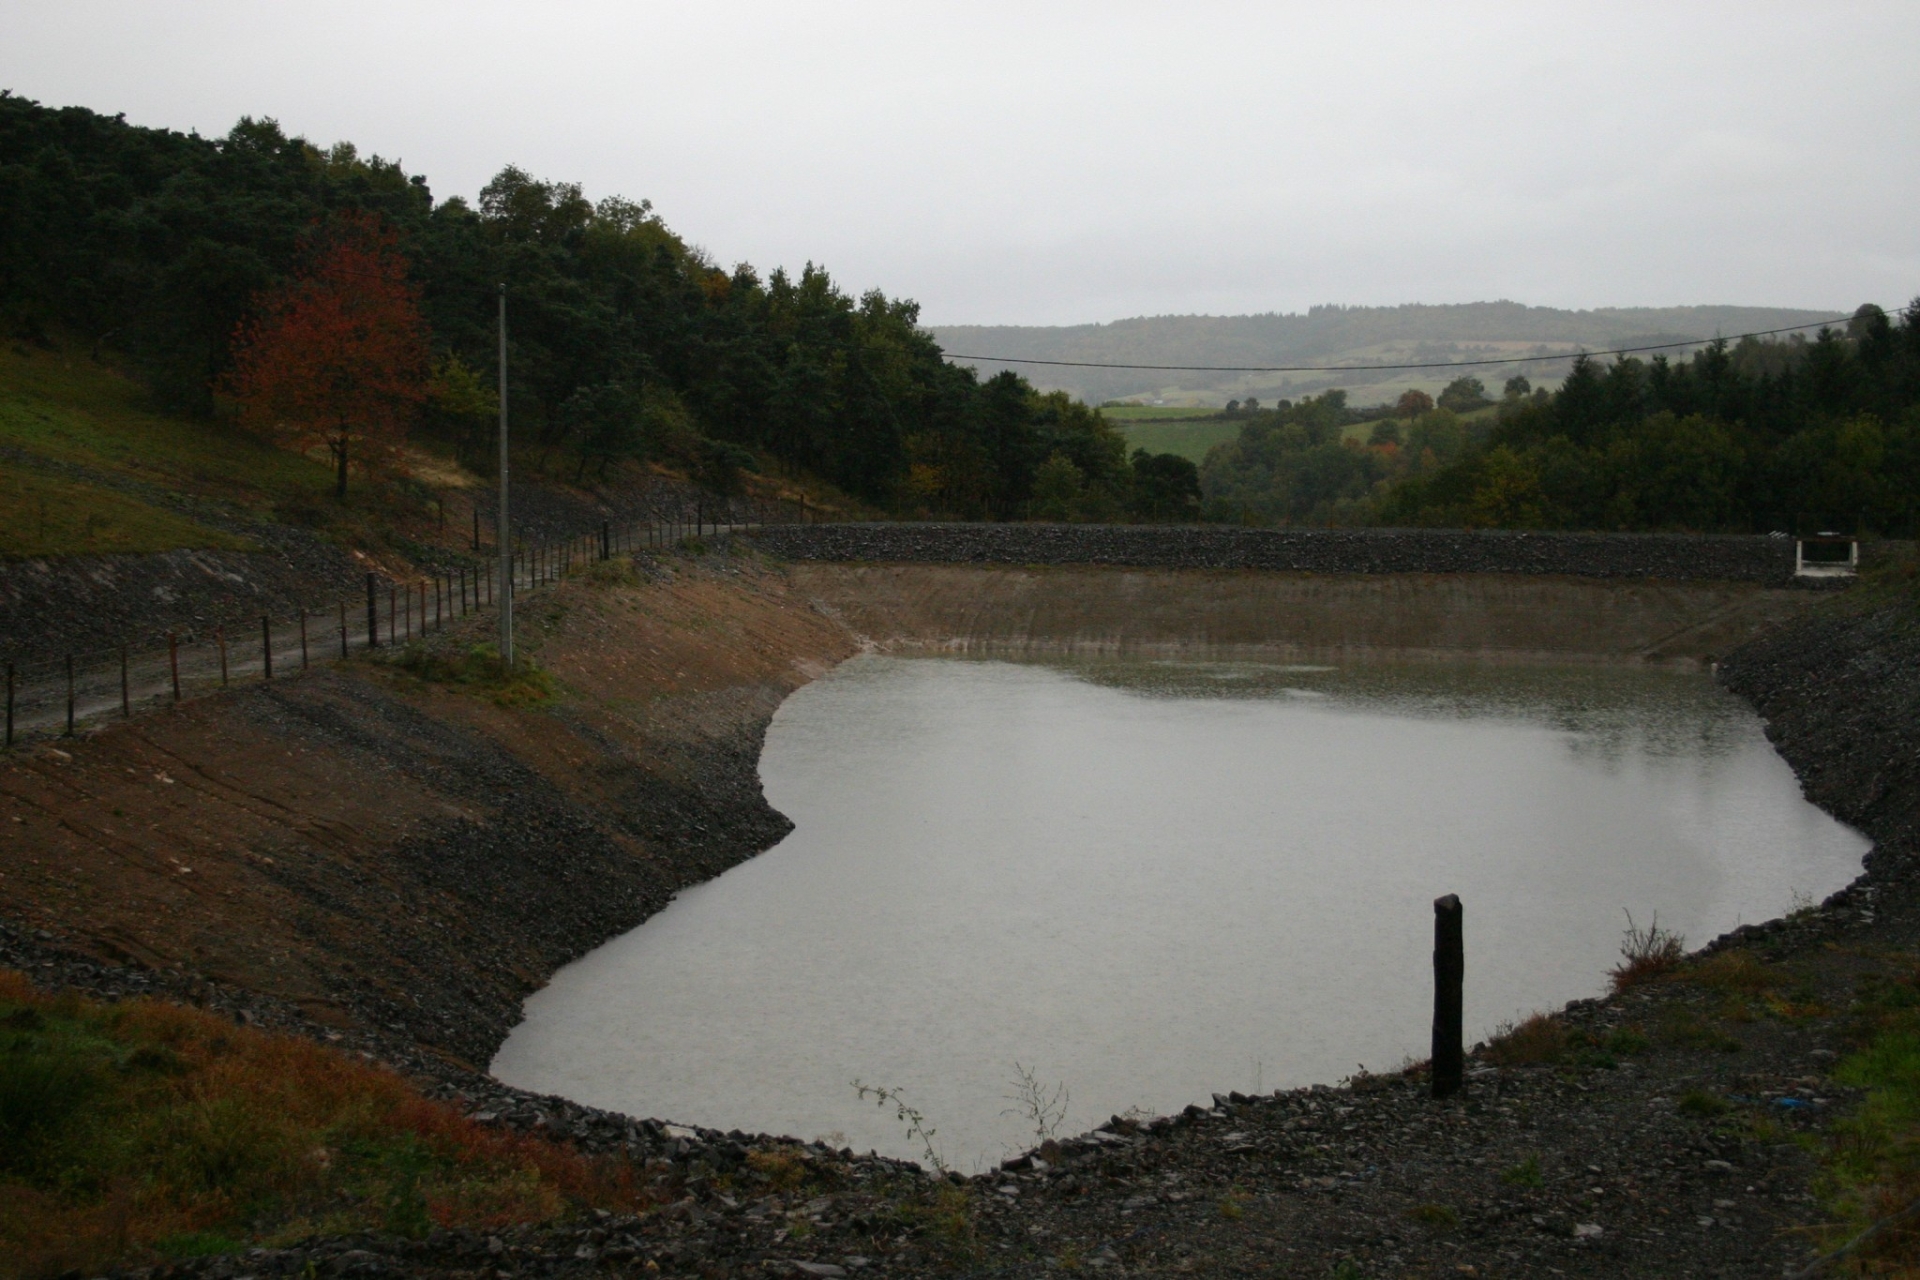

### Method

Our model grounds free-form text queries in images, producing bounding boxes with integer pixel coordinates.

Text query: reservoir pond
[492,655,1867,1170]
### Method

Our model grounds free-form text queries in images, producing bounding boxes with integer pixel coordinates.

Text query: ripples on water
[493,655,1866,1170]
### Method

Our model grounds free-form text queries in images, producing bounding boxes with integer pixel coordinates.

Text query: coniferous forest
[3,90,1916,534]
[0,93,1175,520]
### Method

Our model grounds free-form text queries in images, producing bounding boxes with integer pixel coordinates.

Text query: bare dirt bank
[0,550,857,1070]
[792,562,1817,665]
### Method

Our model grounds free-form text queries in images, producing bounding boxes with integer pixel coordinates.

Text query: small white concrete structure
[1795,535,1858,579]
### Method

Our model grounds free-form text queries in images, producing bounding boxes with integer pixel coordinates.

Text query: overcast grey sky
[4,2,1915,326]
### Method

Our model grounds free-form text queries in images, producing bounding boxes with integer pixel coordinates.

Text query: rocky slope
[0,547,856,1071]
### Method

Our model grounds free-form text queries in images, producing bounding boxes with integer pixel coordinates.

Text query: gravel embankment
[750,522,1811,583]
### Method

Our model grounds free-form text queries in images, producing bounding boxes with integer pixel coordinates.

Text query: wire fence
[3,500,813,748]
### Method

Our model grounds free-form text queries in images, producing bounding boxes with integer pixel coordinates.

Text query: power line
[939,306,1913,375]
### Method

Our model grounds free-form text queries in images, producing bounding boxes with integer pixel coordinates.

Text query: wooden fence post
[217,628,228,686]
[366,574,379,649]
[4,661,13,748]
[169,632,180,701]
[300,611,309,670]
[338,602,348,659]
[120,645,130,716]
[1432,894,1464,1099]
[65,654,75,735]
[261,616,272,680]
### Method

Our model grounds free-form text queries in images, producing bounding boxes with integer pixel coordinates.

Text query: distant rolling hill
[930,301,1849,409]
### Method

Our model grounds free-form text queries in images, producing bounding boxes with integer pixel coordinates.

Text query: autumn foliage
[224,213,428,497]
[0,970,648,1276]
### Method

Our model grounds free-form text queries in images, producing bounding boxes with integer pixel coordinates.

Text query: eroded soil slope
[791,562,1816,664]
[0,551,856,1068]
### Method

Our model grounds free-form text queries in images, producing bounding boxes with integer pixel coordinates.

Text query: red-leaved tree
[225,212,428,498]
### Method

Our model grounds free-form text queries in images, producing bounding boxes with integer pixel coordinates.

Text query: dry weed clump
[1609,911,1686,991]
[745,1145,811,1191]
[392,643,555,707]
[0,971,644,1277]
[1483,1013,1569,1066]
[1687,949,1784,995]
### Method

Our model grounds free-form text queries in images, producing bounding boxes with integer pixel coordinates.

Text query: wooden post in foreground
[1431,893,1464,1099]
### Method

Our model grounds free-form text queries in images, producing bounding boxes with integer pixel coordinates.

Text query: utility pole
[497,284,514,668]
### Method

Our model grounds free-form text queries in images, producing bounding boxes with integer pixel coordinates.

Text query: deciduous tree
[225,212,428,498]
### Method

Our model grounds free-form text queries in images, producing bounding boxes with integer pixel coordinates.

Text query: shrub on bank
[391,642,555,707]
[0,972,644,1277]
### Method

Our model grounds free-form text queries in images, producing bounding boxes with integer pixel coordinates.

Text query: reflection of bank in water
[493,653,1866,1171]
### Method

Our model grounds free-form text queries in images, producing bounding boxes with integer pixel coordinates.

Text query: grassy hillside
[0,340,353,559]
[935,301,1848,408]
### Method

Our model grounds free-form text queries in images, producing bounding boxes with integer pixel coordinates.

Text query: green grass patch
[1098,404,1218,421]
[1677,1090,1729,1118]
[1653,1007,1743,1053]
[0,971,646,1276]
[0,467,248,559]
[1815,963,1920,1266]
[1114,419,1242,465]
[1500,1156,1544,1188]
[391,644,555,707]
[0,342,336,516]
[1408,1202,1458,1228]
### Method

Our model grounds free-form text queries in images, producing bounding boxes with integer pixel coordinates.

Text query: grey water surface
[492,655,1867,1171]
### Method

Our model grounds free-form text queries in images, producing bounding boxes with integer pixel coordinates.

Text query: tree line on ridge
[4,91,1914,535]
